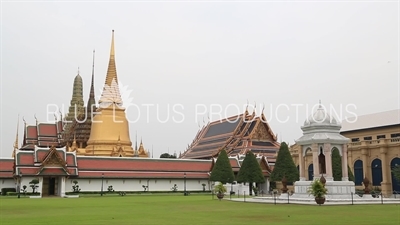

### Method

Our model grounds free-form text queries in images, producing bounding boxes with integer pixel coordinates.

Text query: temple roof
[20,120,64,151]
[180,110,280,163]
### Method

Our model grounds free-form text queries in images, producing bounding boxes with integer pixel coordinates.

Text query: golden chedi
[85,30,134,157]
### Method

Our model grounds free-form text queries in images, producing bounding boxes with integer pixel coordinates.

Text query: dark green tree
[29,179,39,194]
[332,148,342,181]
[237,151,265,195]
[270,142,299,183]
[331,148,355,181]
[392,165,400,184]
[160,153,176,158]
[210,149,235,184]
[348,165,355,181]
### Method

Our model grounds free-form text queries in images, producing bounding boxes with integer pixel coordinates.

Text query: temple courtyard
[0,195,399,225]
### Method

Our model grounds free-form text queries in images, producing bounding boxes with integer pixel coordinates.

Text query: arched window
[308,164,314,181]
[371,159,382,186]
[354,160,363,185]
[391,157,400,193]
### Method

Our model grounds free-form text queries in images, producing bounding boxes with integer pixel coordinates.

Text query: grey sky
[1,1,398,158]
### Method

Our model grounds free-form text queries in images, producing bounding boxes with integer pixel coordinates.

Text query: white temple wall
[67,178,211,192]
[0,178,15,189]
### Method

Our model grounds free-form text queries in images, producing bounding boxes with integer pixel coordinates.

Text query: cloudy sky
[1,1,398,158]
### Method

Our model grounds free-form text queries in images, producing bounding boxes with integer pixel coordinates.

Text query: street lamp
[101,173,104,196]
[17,172,22,199]
[184,172,187,196]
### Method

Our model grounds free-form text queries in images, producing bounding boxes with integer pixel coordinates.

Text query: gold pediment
[251,122,272,141]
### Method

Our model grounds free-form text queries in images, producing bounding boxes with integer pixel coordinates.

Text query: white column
[324,143,333,181]
[60,177,66,197]
[299,146,306,181]
[341,144,349,181]
[312,143,319,179]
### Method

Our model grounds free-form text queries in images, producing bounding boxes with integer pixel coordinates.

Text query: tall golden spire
[85,30,133,157]
[99,30,123,107]
[12,115,19,158]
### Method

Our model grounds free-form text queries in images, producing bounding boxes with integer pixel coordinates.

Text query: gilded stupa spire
[87,50,97,116]
[99,30,123,107]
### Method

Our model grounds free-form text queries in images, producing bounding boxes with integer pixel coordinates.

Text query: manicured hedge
[1,188,16,196]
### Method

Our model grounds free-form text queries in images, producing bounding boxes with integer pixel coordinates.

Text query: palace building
[290,108,400,197]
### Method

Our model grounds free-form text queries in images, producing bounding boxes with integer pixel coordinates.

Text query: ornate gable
[250,121,275,141]
[37,146,69,175]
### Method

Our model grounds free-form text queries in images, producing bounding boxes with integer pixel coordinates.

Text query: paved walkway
[226,196,400,205]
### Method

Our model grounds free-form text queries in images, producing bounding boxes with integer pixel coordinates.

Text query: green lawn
[0,195,399,225]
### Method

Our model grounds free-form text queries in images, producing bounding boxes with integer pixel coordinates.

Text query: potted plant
[308,179,328,205]
[252,186,259,196]
[214,183,227,201]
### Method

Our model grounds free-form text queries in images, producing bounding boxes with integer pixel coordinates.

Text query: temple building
[0,30,274,197]
[61,31,145,157]
[290,108,400,197]
[180,109,280,165]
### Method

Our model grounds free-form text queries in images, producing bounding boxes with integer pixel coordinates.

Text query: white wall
[67,178,211,192]
[20,177,42,194]
[0,178,15,190]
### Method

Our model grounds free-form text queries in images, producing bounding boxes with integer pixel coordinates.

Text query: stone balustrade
[348,137,400,150]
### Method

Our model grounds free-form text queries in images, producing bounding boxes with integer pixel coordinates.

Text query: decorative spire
[99,30,123,107]
[135,131,138,151]
[12,115,20,158]
[319,100,322,108]
[87,50,97,116]
[65,69,85,125]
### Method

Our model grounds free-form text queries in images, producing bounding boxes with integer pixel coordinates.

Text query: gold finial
[111,30,115,56]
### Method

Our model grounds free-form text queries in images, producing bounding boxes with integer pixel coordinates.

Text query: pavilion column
[60,177,66,197]
[380,145,390,197]
[299,146,306,181]
[324,143,333,181]
[341,144,349,181]
[312,143,319,180]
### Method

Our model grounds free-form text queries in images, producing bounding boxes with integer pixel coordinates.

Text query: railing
[390,137,400,143]
[348,137,400,149]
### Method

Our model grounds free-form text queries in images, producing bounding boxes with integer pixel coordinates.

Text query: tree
[270,142,299,183]
[237,151,265,195]
[392,165,400,185]
[160,153,176,158]
[348,165,355,182]
[332,148,342,181]
[29,179,39,194]
[209,149,235,184]
[331,148,355,181]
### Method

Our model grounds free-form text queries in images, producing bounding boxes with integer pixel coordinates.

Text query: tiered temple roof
[180,110,280,164]
[20,119,64,151]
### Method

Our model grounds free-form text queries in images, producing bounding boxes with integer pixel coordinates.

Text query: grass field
[0,195,399,225]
